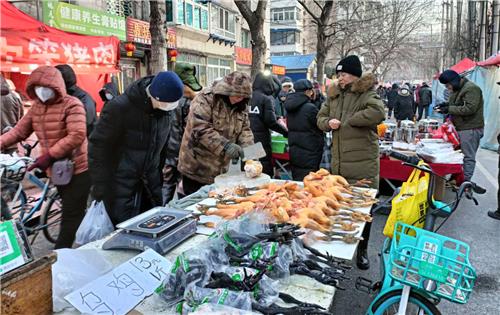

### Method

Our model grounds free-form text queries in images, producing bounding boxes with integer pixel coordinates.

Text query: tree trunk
[250,27,267,79]
[316,28,327,87]
[149,1,167,74]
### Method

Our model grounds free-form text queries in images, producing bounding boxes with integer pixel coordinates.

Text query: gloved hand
[224,143,244,160]
[27,153,53,171]
[91,185,106,202]
[437,105,449,114]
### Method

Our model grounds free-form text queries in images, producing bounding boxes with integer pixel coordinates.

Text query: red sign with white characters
[235,47,252,65]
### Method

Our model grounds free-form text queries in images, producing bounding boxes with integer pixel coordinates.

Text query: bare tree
[149,0,167,73]
[234,0,268,79]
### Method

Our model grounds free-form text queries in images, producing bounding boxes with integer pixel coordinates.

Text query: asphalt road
[331,148,500,314]
[29,149,500,314]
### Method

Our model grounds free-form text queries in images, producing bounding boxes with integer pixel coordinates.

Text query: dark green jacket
[447,78,484,131]
[317,74,385,189]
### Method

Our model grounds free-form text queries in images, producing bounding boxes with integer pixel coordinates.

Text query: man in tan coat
[317,55,385,270]
[178,71,254,196]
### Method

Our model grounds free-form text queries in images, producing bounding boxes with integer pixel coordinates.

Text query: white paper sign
[65,249,171,315]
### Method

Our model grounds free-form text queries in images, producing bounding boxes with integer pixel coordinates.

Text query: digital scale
[102,207,197,255]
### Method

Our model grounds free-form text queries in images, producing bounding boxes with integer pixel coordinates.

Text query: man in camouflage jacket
[178,71,254,196]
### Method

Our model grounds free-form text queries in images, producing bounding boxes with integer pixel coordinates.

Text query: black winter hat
[55,64,77,89]
[336,55,362,78]
[439,70,460,85]
[294,79,313,92]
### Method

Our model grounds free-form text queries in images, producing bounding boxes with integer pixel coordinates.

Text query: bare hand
[328,119,341,130]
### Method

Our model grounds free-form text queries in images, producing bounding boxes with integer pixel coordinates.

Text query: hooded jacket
[0,66,88,175]
[56,65,97,137]
[1,77,23,137]
[394,88,415,121]
[99,82,119,103]
[178,72,254,184]
[317,73,385,188]
[418,85,432,107]
[286,91,324,179]
[446,78,484,131]
[249,73,287,163]
[387,84,399,109]
[88,76,173,225]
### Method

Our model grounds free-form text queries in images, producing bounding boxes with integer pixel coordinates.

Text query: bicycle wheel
[371,290,441,315]
[41,193,63,244]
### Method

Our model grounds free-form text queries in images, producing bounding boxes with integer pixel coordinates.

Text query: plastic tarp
[432,66,500,151]
[1,1,119,111]
[449,58,477,74]
[477,52,500,67]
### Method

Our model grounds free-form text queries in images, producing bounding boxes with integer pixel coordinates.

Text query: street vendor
[177,71,254,197]
[88,71,184,225]
[316,55,385,270]
[436,69,484,182]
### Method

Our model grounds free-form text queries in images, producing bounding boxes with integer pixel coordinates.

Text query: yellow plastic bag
[383,162,429,238]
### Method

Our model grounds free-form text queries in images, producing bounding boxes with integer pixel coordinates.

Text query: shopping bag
[383,162,429,238]
[75,201,114,245]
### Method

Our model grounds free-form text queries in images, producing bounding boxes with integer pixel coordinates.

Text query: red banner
[167,28,177,49]
[127,17,151,45]
[1,2,119,74]
[235,47,252,65]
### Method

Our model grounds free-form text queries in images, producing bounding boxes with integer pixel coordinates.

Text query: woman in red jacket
[0,66,90,249]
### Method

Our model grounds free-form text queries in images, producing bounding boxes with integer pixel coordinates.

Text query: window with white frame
[271,7,298,22]
[271,30,300,45]
[241,29,251,48]
[176,0,209,31]
[207,57,232,85]
[176,53,207,86]
[210,5,236,40]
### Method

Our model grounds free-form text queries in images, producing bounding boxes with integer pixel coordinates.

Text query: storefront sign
[126,18,151,45]
[42,0,126,40]
[235,47,252,65]
[167,28,177,49]
[272,65,286,76]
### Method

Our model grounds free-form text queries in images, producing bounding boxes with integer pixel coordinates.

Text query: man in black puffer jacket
[386,83,399,118]
[249,73,288,176]
[56,64,97,137]
[89,71,184,225]
[285,79,324,181]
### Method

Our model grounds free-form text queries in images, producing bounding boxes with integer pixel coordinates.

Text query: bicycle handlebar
[388,151,420,165]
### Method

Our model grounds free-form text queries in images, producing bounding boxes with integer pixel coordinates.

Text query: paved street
[332,148,500,314]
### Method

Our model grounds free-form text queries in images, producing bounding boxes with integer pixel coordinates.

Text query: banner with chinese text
[42,0,126,40]
[1,1,120,74]
[235,47,252,65]
[126,18,151,45]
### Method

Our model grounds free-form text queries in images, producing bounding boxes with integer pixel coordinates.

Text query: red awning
[0,1,120,74]
[477,53,500,67]
[449,58,476,74]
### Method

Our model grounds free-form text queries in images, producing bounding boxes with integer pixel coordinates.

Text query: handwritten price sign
[65,249,172,315]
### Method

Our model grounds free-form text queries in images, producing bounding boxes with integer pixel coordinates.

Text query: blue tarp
[286,72,307,81]
[432,66,500,151]
[271,54,316,71]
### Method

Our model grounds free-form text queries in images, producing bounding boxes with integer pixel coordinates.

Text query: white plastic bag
[75,201,114,245]
[52,249,112,312]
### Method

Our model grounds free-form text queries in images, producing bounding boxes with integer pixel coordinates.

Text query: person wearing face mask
[436,69,484,182]
[0,66,89,249]
[88,71,184,225]
[317,55,385,270]
[98,82,119,105]
[162,63,203,203]
[177,71,254,197]
[284,79,325,181]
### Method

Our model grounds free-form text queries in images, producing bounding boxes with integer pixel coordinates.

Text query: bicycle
[355,151,486,315]
[0,142,63,244]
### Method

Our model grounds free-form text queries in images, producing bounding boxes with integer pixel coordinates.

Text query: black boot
[357,248,370,270]
[487,210,500,220]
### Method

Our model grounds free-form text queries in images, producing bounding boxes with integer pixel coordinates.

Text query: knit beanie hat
[335,55,362,78]
[147,71,184,111]
[439,70,460,85]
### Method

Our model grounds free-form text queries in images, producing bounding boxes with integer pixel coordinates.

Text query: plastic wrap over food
[181,284,253,314]
[188,304,260,315]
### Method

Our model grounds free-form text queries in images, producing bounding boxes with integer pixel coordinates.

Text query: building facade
[270,0,305,56]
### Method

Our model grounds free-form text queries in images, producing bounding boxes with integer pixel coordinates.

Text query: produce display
[158,216,351,314]
[197,169,376,243]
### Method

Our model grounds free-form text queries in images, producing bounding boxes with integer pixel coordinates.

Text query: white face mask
[105,92,113,101]
[146,86,179,111]
[34,86,55,103]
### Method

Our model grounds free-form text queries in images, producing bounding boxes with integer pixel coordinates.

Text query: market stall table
[272,152,291,179]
